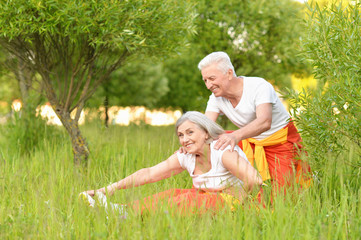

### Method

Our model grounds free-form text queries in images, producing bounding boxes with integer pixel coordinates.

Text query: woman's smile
[177,120,209,155]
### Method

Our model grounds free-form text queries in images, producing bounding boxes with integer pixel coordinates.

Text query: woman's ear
[205,134,212,144]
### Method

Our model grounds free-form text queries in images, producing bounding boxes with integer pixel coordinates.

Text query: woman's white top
[176,141,250,191]
[206,76,290,140]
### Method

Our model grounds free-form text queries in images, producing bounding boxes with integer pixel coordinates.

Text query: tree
[0,46,55,156]
[0,49,43,110]
[285,1,361,172]
[0,0,196,165]
[157,0,311,112]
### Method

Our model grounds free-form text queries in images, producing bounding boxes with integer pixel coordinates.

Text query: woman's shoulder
[210,141,248,162]
[210,141,241,153]
[176,151,195,162]
[176,151,196,171]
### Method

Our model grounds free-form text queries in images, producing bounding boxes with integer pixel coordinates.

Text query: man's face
[201,63,231,97]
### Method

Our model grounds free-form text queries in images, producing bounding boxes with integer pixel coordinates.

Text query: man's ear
[228,69,233,80]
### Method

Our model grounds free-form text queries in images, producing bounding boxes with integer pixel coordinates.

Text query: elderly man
[198,51,311,188]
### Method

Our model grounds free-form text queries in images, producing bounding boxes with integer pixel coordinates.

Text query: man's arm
[234,102,272,140]
[205,111,219,121]
[214,103,272,150]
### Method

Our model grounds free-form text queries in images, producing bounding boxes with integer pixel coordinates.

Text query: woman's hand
[85,189,96,197]
[85,184,116,197]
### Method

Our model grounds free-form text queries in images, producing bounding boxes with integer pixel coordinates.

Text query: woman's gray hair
[198,51,237,77]
[176,111,224,144]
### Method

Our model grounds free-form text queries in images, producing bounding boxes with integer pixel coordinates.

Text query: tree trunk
[60,111,90,166]
[17,60,29,108]
[42,71,90,166]
[104,95,109,128]
[48,97,89,165]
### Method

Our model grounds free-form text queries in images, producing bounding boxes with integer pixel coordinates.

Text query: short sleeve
[176,152,195,174]
[254,81,277,106]
[218,145,234,169]
[205,94,220,113]
[176,152,186,169]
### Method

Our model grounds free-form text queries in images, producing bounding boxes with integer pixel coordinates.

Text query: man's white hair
[198,51,237,76]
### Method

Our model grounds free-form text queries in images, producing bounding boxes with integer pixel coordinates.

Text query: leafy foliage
[0,51,20,108]
[0,0,196,113]
[158,0,311,112]
[3,97,65,155]
[89,59,169,109]
[195,0,309,85]
[157,48,209,112]
[0,71,19,113]
[0,0,196,163]
[285,1,361,172]
[0,0,195,53]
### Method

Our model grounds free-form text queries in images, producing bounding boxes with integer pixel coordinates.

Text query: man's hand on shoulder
[175,146,187,154]
[213,132,239,151]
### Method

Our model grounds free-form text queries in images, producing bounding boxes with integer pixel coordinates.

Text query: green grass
[0,122,360,239]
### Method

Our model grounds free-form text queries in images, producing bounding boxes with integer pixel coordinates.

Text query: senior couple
[80,52,312,216]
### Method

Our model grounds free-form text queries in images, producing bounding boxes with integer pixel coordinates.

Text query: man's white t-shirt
[176,141,250,191]
[206,76,290,140]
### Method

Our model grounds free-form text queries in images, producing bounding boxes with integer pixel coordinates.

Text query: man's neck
[226,76,243,107]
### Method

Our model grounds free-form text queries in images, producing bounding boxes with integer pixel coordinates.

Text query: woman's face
[177,120,209,154]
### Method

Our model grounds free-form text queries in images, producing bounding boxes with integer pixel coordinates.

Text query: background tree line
[2,0,358,167]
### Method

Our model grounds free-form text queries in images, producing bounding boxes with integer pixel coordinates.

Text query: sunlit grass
[0,122,360,239]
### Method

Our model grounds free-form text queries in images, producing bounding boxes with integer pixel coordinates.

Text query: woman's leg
[128,189,225,215]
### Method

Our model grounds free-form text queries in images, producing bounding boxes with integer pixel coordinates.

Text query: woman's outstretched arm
[86,153,184,196]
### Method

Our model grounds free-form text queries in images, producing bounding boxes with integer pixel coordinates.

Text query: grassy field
[1,122,360,239]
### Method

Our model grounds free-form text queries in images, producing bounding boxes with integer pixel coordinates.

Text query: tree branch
[71,52,128,111]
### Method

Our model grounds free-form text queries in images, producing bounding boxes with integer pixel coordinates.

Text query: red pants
[128,188,226,215]
[231,121,312,189]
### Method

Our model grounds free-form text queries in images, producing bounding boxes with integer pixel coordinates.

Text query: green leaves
[0,0,196,55]
[286,1,361,172]
[158,0,308,112]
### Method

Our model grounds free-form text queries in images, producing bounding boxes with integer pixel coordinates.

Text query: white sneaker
[80,191,128,219]
[112,203,128,219]
[79,192,95,208]
[94,192,128,219]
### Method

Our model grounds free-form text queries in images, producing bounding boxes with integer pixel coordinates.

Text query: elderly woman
[81,111,262,215]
